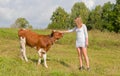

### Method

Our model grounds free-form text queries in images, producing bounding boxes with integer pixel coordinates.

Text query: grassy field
[0,28,120,76]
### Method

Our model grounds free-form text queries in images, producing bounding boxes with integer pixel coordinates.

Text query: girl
[58,17,90,70]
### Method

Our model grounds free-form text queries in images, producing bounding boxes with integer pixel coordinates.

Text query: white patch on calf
[38,48,48,68]
[20,37,28,62]
[22,28,26,30]
[38,49,42,65]
[42,51,48,68]
[34,47,37,49]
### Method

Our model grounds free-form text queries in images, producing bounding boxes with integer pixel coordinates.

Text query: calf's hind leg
[37,49,42,65]
[20,37,28,62]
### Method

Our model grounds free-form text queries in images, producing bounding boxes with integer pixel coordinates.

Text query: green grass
[0,28,120,76]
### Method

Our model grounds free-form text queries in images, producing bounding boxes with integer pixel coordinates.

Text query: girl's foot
[87,67,90,71]
[79,66,84,70]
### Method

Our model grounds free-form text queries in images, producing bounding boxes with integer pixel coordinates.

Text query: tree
[11,18,32,28]
[113,0,120,33]
[101,2,114,32]
[70,2,90,28]
[48,7,69,29]
[47,1,120,33]
[87,5,102,30]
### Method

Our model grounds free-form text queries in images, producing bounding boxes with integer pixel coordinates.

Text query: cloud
[81,0,95,10]
[0,0,116,29]
[0,0,57,28]
[0,0,10,4]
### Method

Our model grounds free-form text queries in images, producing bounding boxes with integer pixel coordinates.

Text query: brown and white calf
[18,29,63,68]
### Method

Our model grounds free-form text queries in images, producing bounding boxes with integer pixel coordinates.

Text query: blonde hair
[75,17,83,28]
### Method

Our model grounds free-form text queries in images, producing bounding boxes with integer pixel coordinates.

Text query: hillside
[0,28,120,76]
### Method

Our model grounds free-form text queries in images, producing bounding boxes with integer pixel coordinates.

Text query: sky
[0,0,116,29]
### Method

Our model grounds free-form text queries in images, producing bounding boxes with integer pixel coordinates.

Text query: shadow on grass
[29,58,70,68]
[58,60,70,67]
[29,58,44,64]
[49,58,71,68]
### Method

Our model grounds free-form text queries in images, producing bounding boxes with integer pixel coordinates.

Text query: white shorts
[76,41,86,48]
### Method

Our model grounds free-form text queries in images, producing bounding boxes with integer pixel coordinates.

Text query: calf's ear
[50,31,54,37]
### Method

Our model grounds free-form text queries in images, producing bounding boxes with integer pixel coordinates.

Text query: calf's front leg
[43,52,48,68]
[37,49,48,68]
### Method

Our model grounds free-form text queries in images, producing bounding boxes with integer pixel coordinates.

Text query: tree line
[48,0,120,33]
[11,0,120,33]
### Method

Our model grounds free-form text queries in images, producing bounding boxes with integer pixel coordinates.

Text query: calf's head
[51,31,63,40]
